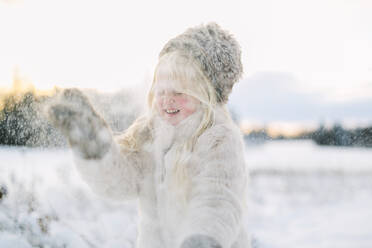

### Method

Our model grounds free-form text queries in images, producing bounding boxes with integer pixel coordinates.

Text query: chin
[168,120,180,126]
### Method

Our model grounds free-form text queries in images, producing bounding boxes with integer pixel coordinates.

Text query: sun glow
[240,120,318,138]
[0,69,57,109]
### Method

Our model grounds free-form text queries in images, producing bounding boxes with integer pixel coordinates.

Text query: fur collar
[152,108,203,152]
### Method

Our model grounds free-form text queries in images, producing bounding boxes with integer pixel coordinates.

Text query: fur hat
[159,22,243,103]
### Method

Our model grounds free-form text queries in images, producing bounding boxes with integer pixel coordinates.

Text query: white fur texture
[159,23,243,103]
[74,107,249,248]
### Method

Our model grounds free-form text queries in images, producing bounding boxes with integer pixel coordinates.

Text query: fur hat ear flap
[159,22,243,103]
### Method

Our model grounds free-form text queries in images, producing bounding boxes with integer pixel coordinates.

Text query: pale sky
[1,0,372,102]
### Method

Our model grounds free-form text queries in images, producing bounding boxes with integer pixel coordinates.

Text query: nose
[164,95,175,104]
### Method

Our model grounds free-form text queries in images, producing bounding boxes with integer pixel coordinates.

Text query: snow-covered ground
[245,140,372,248]
[0,140,371,248]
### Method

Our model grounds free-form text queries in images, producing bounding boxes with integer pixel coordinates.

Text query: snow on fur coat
[73,106,249,248]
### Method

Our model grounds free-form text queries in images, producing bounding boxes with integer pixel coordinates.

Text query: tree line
[1,90,371,148]
[0,89,140,147]
[244,124,372,148]
[0,91,64,147]
[307,124,372,147]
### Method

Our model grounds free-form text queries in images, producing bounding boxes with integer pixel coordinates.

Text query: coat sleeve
[47,88,152,201]
[74,139,152,201]
[179,125,247,248]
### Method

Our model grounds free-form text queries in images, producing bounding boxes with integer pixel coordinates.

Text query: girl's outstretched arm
[48,88,150,201]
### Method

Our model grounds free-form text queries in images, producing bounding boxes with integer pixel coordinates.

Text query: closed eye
[156,90,165,96]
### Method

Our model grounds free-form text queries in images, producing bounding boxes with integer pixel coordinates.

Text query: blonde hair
[153,52,218,192]
[119,51,218,196]
[150,51,217,144]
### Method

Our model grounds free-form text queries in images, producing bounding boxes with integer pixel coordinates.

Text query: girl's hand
[181,235,222,248]
[47,88,112,159]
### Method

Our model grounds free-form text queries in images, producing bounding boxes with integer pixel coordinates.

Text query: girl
[48,23,249,248]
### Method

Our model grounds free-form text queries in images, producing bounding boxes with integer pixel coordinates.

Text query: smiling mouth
[164,109,180,114]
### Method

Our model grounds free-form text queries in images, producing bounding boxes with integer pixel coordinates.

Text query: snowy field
[245,141,372,248]
[0,140,371,248]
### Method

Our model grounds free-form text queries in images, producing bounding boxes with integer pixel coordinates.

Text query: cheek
[177,97,199,114]
[155,98,162,107]
[154,97,164,112]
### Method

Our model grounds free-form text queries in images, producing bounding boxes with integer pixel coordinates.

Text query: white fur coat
[74,107,249,248]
